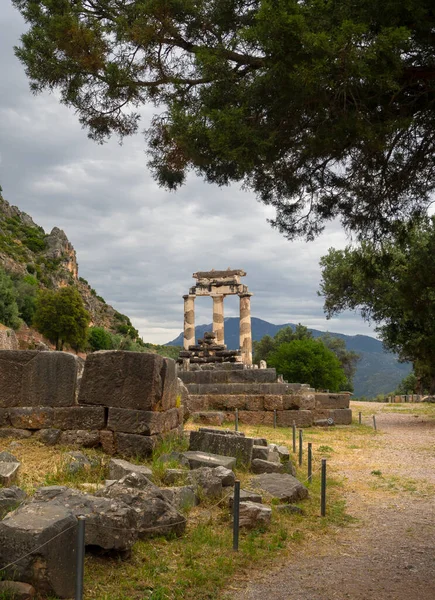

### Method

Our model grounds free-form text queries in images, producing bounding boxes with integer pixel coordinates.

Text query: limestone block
[58,430,100,448]
[276,445,290,461]
[115,432,156,459]
[109,458,153,481]
[252,473,309,503]
[52,406,105,430]
[315,393,350,409]
[0,581,35,599]
[100,430,116,454]
[191,411,225,426]
[35,429,61,445]
[160,486,198,511]
[213,465,236,487]
[276,410,313,427]
[79,352,177,411]
[313,408,352,425]
[263,395,284,411]
[251,459,285,474]
[0,502,77,598]
[187,467,223,498]
[0,408,10,427]
[107,407,179,435]
[184,395,209,413]
[198,427,245,437]
[0,461,20,486]
[282,393,316,410]
[0,351,79,409]
[239,501,271,529]
[0,486,27,517]
[189,430,254,466]
[228,489,262,510]
[252,446,269,461]
[162,469,188,485]
[9,407,54,429]
[182,451,236,470]
[0,428,32,439]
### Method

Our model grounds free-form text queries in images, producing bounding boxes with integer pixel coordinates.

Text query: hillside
[166,317,411,397]
[0,194,136,338]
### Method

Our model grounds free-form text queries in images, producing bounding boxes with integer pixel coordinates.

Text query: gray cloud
[0,4,377,344]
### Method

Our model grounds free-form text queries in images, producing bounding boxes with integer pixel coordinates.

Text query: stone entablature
[183,268,253,365]
[0,350,182,458]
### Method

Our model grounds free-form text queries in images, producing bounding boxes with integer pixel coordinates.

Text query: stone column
[239,293,253,365]
[183,294,195,350]
[212,295,225,345]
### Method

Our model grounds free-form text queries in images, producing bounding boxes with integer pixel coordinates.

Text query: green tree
[0,268,21,329]
[253,324,312,364]
[33,286,90,351]
[320,333,360,393]
[13,0,435,241]
[13,274,38,326]
[319,217,435,392]
[88,326,113,352]
[395,372,420,395]
[268,339,347,392]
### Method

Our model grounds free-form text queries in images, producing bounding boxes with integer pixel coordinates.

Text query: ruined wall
[0,350,183,458]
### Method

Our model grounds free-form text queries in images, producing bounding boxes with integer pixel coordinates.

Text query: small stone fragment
[252,445,269,461]
[0,581,36,599]
[213,465,235,487]
[108,458,153,481]
[239,501,272,529]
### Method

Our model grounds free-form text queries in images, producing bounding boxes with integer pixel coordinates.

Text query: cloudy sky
[0,3,377,344]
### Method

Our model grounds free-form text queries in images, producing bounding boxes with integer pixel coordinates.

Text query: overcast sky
[0,3,377,344]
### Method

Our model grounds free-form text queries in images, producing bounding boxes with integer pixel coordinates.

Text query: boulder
[189,430,253,466]
[275,504,304,515]
[0,428,32,439]
[0,502,77,598]
[99,473,186,538]
[78,351,177,411]
[0,452,20,486]
[228,489,262,510]
[33,486,138,552]
[0,351,79,408]
[182,451,236,470]
[198,428,245,437]
[213,466,235,487]
[268,450,281,463]
[107,407,179,435]
[252,446,269,461]
[177,378,191,422]
[251,459,285,475]
[36,429,61,445]
[162,469,188,486]
[0,581,35,599]
[160,486,198,511]
[0,486,27,517]
[252,473,309,503]
[239,501,272,529]
[108,458,153,481]
[188,467,223,498]
[114,432,155,459]
[276,445,290,461]
[64,451,98,474]
[0,408,10,427]
[59,430,100,448]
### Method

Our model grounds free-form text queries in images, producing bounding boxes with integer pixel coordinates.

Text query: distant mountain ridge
[166,317,411,397]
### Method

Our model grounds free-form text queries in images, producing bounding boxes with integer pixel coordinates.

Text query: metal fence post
[298,429,303,467]
[321,459,327,517]
[308,442,312,483]
[292,421,296,453]
[75,515,86,600]
[373,415,377,431]
[273,409,277,429]
[235,408,238,432]
[233,480,240,551]
[358,412,362,425]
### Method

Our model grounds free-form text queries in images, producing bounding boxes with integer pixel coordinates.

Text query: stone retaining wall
[0,350,183,458]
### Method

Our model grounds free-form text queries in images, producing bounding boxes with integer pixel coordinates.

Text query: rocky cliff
[0,195,134,335]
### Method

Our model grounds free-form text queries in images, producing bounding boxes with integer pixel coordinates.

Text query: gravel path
[229,405,435,600]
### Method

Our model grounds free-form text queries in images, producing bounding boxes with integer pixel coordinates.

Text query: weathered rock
[99,473,186,538]
[182,451,236,470]
[0,350,79,408]
[160,486,198,511]
[252,445,269,461]
[177,377,191,422]
[276,410,314,427]
[0,428,32,439]
[213,465,236,487]
[268,450,281,463]
[276,445,290,461]
[162,469,188,485]
[0,486,27,517]
[252,473,309,503]
[0,502,77,598]
[188,467,223,498]
[36,429,61,445]
[99,430,116,454]
[78,351,177,411]
[198,428,245,437]
[59,430,100,448]
[0,408,10,426]
[108,458,153,481]
[228,489,262,510]
[108,407,179,435]
[275,504,304,515]
[251,459,285,474]
[0,581,35,599]
[0,458,20,486]
[158,451,190,467]
[239,501,272,529]
[0,450,19,462]
[33,486,138,552]
[9,407,53,429]
[189,430,253,466]
[115,432,156,459]
[315,393,350,409]
[252,437,268,447]
[64,451,97,474]
[52,406,105,430]
[191,411,225,426]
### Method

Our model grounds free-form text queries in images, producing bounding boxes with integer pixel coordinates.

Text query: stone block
[213,465,235,487]
[232,411,274,426]
[182,451,236,470]
[0,581,35,599]
[192,411,225,426]
[9,407,54,429]
[276,410,313,427]
[52,406,105,430]
[107,407,179,435]
[0,502,77,598]
[313,408,352,424]
[252,473,309,503]
[282,393,316,410]
[0,486,27,518]
[58,430,100,448]
[187,467,223,497]
[0,428,32,439]
[115,432,156,459]
[109,458,153,481]
[228,489,262,510]
[36,429,61,445]
[198,428,245,437]
[0,351,79,409]
[0,461,20,486]
[162,469,188,486]
[252,437,268,446]
[251,459,285,474]
[160,486,198,511]
[252,446,269,461]
[100,430,116,454]
[79,351,177,411]
[315,393,350,409]
[0,408,9,427]
[239,501,271,529]
[189,430,254,466]
[263,395,284,411]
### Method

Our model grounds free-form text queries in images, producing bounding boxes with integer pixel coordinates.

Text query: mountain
[0,194,136,338]
[166,317,411,397]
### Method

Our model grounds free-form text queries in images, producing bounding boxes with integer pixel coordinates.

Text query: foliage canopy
[13,0,435,240]
[319,217,435,392]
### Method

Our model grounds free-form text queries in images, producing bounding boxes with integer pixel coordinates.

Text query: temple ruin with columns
[177,269,352,427]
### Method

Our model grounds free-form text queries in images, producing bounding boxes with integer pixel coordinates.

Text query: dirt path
[228,403,435,600]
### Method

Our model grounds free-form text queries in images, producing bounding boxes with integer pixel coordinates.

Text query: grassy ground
[3,401,433,599]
